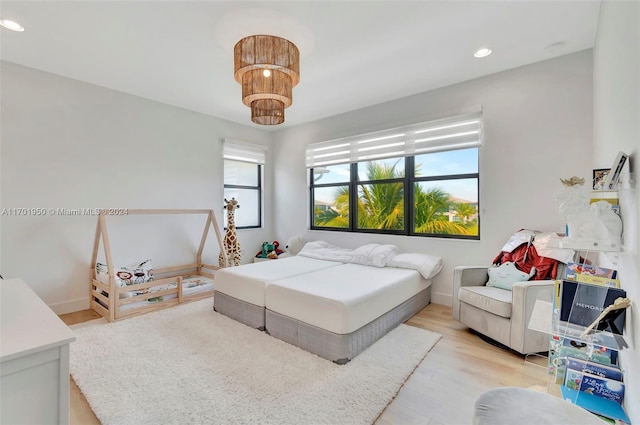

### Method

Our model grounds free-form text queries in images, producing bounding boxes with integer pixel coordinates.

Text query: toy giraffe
[219,198,242,267]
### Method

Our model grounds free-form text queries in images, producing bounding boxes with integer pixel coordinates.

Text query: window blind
[305,112,482,168]
[223,139,267,164]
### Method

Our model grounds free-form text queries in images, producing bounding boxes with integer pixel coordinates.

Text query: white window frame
[222,139,266,229]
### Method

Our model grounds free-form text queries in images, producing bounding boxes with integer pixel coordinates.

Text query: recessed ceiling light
[0,19,24,32]
[474,48,492,58]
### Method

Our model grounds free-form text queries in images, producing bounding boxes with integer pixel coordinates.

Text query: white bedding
[265,263,429,334]
[214,256,343,307]
[298,241,400,267]
[298,241,443,279]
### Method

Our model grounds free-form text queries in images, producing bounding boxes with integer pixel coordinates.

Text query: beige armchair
[452,266,554,355]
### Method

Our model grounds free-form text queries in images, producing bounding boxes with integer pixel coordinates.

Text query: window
[308,113,481,239]
[223,140,266,229]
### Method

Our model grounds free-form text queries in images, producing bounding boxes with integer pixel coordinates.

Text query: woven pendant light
[251,99,285,125]
[234,35,299,125]
[242,69,292,108]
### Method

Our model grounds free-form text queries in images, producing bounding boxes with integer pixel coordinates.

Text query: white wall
[593,1,640,422]
[0,61,274,314]
[273,51,593,305]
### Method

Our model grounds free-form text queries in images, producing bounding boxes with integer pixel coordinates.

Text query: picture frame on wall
[593,168,610,190]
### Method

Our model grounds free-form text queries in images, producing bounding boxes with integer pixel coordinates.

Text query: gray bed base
[265,286,431,364]
[213,290,266,330]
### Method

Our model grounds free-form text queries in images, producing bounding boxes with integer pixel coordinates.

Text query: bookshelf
[543,173,635,422]
[535,243,632,424]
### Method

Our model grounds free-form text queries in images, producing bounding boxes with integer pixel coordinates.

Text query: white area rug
[70,299,441,425]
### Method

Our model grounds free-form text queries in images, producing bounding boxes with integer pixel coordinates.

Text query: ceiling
[0,1,601,129]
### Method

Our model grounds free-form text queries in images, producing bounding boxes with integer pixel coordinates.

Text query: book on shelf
[565,357,623,381]
[572,274,620,288]
[560,280,627,334]
[548,336,617,385]
[554,279,562,311]
[566,371,625,404]
[564,262,620,288]
[561,338,617,364]
[561,386,630,423]
[565,261,617,279]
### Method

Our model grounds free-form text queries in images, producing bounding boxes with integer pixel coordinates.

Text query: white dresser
[1,278,76,424]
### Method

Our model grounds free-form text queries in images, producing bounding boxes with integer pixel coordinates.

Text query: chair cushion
[458,286,512,318]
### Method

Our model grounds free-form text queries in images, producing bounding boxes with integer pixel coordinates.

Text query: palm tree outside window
[308,113,481,239]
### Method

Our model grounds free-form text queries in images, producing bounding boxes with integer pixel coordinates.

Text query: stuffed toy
[280,235,306,257]
[272,241,284,256]
[255,242,276,258]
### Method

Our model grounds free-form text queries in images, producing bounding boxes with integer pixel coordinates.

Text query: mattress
[265,263,428,334]
[214,256,342,307]
[266,286,431,363]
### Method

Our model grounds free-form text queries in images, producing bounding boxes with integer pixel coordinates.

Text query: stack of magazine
[549,262,630,424]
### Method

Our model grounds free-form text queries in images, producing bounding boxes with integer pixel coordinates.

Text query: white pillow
[353,244,401,267]
[486,261,535,291]
[387,253,443,279]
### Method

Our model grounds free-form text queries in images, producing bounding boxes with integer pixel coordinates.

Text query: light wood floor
[59,303,547,425]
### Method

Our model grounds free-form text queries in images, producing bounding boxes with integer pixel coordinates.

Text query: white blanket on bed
[298,241,399,267]
[298,241,443,279]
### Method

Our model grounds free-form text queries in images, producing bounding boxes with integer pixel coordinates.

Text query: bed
[213,256,343,329]
[94,273,216,314]
[90,209,226,322]
[214,241,443,363]
[265,264,431,363]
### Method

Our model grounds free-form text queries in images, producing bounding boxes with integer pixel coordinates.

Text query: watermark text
[1,208,129,216]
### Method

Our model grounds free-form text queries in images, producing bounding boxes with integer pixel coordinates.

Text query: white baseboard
[431,291,452,307]
[48,297,90,315]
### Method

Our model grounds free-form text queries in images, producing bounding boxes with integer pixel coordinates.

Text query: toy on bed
[89,209,226,322]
